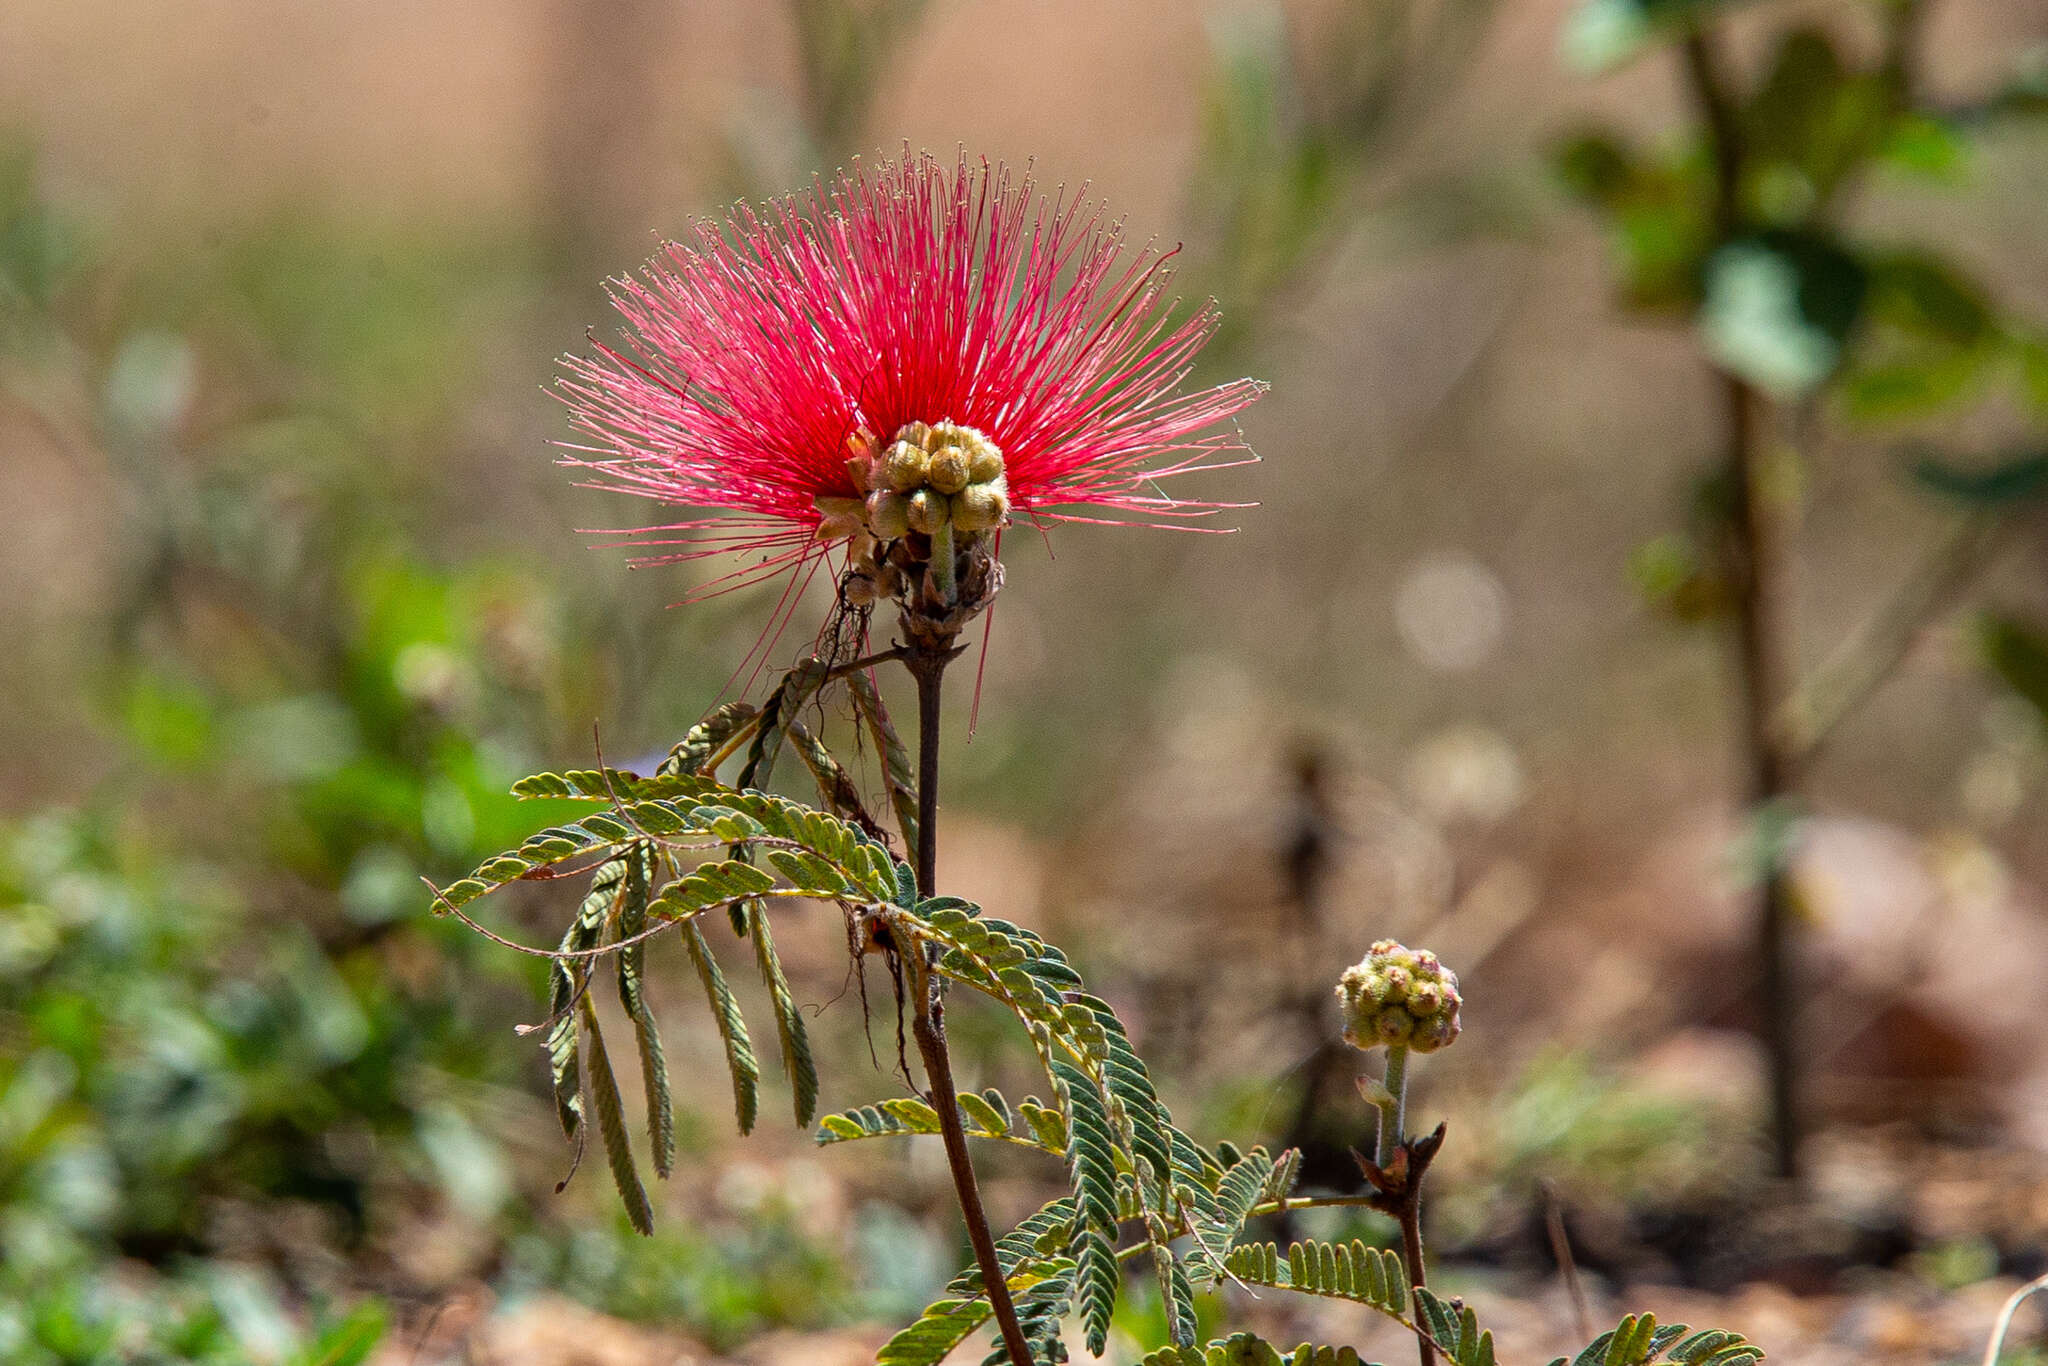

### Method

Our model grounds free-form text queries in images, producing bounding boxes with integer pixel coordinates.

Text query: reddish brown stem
[1357,1124,1445,1366]
[906,647,1038,1365]
[1399,1191,1432,1366]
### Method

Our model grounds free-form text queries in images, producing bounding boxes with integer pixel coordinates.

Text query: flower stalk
[1373,1044,1409,1170]
[905,643,1037,1366]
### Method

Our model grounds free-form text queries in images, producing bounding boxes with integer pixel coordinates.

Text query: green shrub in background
[1554,0,2048,1179]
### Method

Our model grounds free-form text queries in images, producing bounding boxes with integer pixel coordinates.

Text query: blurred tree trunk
[537,0,674,279]
[1680,26,1806,1185]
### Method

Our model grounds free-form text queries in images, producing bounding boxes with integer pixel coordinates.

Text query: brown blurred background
[5,1,2048,1362]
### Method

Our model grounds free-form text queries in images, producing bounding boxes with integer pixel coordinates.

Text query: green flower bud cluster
[817,419,1012,545]
[1336,940,1461,1054]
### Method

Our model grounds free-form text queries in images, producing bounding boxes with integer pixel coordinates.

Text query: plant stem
[906,648,1037,1366]
[913,654,945,897]
[1725,371,1803,1184]
[1370,1045,1430,1366]
[1399,1190,1433,1366]
[1375,1045,1409,1169]
[1681,23,1803,1182]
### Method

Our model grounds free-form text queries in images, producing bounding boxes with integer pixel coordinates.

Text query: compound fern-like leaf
[682,919,759,1134]
[847,666,919,852]
[578,996,653,1235]
[612,845,672,1176]
[746,900,818,1126]
[1553,1317,1762,1366]
[662,701,760,777]
[813,1091,1064,1155]
[1073,1227,1118,1357]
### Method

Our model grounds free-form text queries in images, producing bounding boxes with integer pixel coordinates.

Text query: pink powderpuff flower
[556,150,1264,626]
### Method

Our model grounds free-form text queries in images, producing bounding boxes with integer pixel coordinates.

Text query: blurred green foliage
[1480,1051,1750,1208]
[1188,0,1501,348]
[1556,10,2048,412]
[1550,1,2048,733]
[0,131,892,1353]
[0,1269,386,1366]
[500,1203,905,1352]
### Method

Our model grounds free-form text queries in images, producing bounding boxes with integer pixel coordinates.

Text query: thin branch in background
[1190,0,1502,343]
[1981,1271,2048,1366]
[1777,511,2011,770]
[537,0,672,270]
[1679,20,1806,1183]
[1541,1179,1593,1344]
[788,0,930,157]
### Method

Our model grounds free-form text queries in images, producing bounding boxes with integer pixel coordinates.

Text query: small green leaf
[1979,614,2048,721]
[1699,232,1867,396]
[1839,350,1988,421]
[1866,252,1994,345]
[1912,450,2048,506]
[955,1089,1009,1137]
[1739,28,1890,217]
[1158,1247,1198,1348]
[683,920,759,1134]
[1553,131,1636,206]
[1074,1228,1119,1356]
[746,901,818,1127]
[614,849,672,1177]
[1561,0,1750,74]
[663,701,760,777]
[739,655,832,792]
[1879,112,1967,180]
[1021,1099,1068,1153]
[579,997,654,1235]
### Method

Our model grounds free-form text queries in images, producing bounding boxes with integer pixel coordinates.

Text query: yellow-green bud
[951,482,1010,532]
[905,488,948,535]
[1337,940,1461,1054]
[967,445,1004,484]
[813,495,867,540]
[927,446,971,495]
[866,490,911,540]
[1414,1014,1459,1052]
[884,440,930,492]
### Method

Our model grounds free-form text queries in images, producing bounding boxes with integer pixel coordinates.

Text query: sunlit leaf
[1699,232,1866,396]
[1879,112,1968,180]
[1560,0,1750,73]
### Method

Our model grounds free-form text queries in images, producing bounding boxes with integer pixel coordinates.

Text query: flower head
[1337,941,1462,1054]
[557,151,1263,638]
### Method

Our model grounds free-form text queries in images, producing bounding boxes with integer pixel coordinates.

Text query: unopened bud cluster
[816,421,1012,614]
[1337,940,1461,1054]
[817,421,1010,541]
